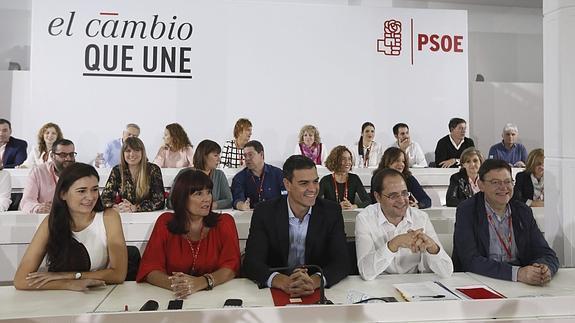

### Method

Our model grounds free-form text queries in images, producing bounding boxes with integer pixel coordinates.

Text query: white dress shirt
[352,141,384,168]
[355,203,453,280]
[391,140,427,168]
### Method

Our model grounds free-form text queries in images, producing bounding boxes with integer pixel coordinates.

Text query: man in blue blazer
[453,159,558,285]
[243,155,349,296]
[0,119,27,168]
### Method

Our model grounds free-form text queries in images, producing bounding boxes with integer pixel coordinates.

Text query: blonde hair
[525,148,544,174]
[37,123,64,162]
[233,118,252,138]
[298,125,321,144]
[460,147,484,165]
[120,137,150,202]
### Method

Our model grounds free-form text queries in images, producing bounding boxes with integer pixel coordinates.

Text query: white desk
[0,284,115,320]
[3,271,575,322]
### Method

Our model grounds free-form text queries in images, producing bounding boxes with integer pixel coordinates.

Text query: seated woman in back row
[446,147,483,207]
[153,123,194,168]
[137,170,240,299]
[514,148,544,207]
[294,125,326,165]
[319,145,370,210]
[371,147,431,209]
[14,163,127,291]
[101,137,165,212]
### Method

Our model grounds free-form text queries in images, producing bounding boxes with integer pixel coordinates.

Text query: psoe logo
[377,19,401,56]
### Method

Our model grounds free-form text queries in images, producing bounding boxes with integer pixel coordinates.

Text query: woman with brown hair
[514,148,544,207]
[102,137,165,212]
[19,122,63,168]
[372,147,432,209]
[319,145,370,210]
[153,123,194,168]
[220,118,252,168]
[446,147,484,207]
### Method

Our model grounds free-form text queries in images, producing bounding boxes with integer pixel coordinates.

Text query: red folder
[270,288,320,306]
[456,287,505,299]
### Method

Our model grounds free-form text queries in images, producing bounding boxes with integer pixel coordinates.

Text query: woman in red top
[136,170,240,299]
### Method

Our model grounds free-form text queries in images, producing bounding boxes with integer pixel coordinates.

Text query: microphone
[268,264,332,305]
[139,300,159,311]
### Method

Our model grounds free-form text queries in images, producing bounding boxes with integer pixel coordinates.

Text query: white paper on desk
[393,281,459,301]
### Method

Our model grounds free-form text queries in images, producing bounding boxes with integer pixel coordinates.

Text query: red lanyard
[251,170,266,202]
[332,174,348,203]
[486,212,513,259]
[363,146,371,167]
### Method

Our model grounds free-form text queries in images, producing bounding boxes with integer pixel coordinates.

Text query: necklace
[185,222,204,275]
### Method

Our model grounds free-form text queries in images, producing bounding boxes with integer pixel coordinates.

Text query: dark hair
[0,118,11,129]
[51,138,74,153]
[165,123,193,151]
[283,155,316,181]
[46,163,104,271]
[325,145,353,173]
[372,168,405,194]
[193,139,222,171]
[392,123,409,136]
[478,159,512,181]
[448,118,466,131]
[374,147,411,177]
[244,140,264,154]
[168,170,219,234]
[358,122,375,157]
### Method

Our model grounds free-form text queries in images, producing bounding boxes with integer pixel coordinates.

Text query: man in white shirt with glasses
[355,168,453,280]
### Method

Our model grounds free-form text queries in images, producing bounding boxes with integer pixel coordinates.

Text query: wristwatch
[74,272,82,280]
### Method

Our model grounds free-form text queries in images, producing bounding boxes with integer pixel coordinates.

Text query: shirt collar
[501,140,516,150]
[377,204,412,226]
[484,198,511,220]
[449,135,464,150]
[287,197,312,222]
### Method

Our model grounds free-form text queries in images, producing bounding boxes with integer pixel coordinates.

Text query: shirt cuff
[512,266,520,282]
[266,272,279,288]
[312,272,327,286]
[385,241,398,256]
[526,199,533,206]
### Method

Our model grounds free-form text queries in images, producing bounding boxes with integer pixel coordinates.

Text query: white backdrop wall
[23,0,468,165]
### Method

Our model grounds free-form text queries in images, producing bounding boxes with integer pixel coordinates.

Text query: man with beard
[20,139,77,213]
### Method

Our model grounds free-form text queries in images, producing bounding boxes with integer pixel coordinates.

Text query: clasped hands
[272,267,319,298]
[518,263,551,286]
[25,272,105,291]
[169,272,205,299]
[340,198,357,210]
[388,228,440,254]
[114,199,137,213]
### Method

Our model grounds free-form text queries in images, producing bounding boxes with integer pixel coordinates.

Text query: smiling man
[488,123,528,167]
[434,118,475,168]
[242,155,349,296]
[453,159,559,285]
[20,139,76,213]
[356,168,453,280]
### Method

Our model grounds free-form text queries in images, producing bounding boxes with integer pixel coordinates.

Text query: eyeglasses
[484,179,514,187]
[53,152,77,158]
[381,190,411,201]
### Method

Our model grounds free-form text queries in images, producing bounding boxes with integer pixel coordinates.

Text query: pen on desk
[434,281,460,298]
[412,295,445,299]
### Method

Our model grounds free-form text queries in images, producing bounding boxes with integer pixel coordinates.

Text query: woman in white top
[293,124,326,165]
[353,122,383,168]
[19,122,63,168]
[0,168,11,211]
[14,163,127,291]
[153,123,194,168]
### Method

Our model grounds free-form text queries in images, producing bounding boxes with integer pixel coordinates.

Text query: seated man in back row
[434,117,475,168]
[356,168,453,280]
[453,159,559,285]
[20,139,76,213]
[231,140,285,210]
[243,155,349,296]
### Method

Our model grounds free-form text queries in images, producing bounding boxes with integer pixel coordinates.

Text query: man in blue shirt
[488,123,528,167]
[96,123,140,168]
[231,140,285,210]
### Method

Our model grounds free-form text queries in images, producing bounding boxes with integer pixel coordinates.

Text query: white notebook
[393,281,460,302]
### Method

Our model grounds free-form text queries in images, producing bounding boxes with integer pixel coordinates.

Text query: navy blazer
[2,136,27,168]
[513,171,535,203]
[452,192,558,280]
[242,195,349,288]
